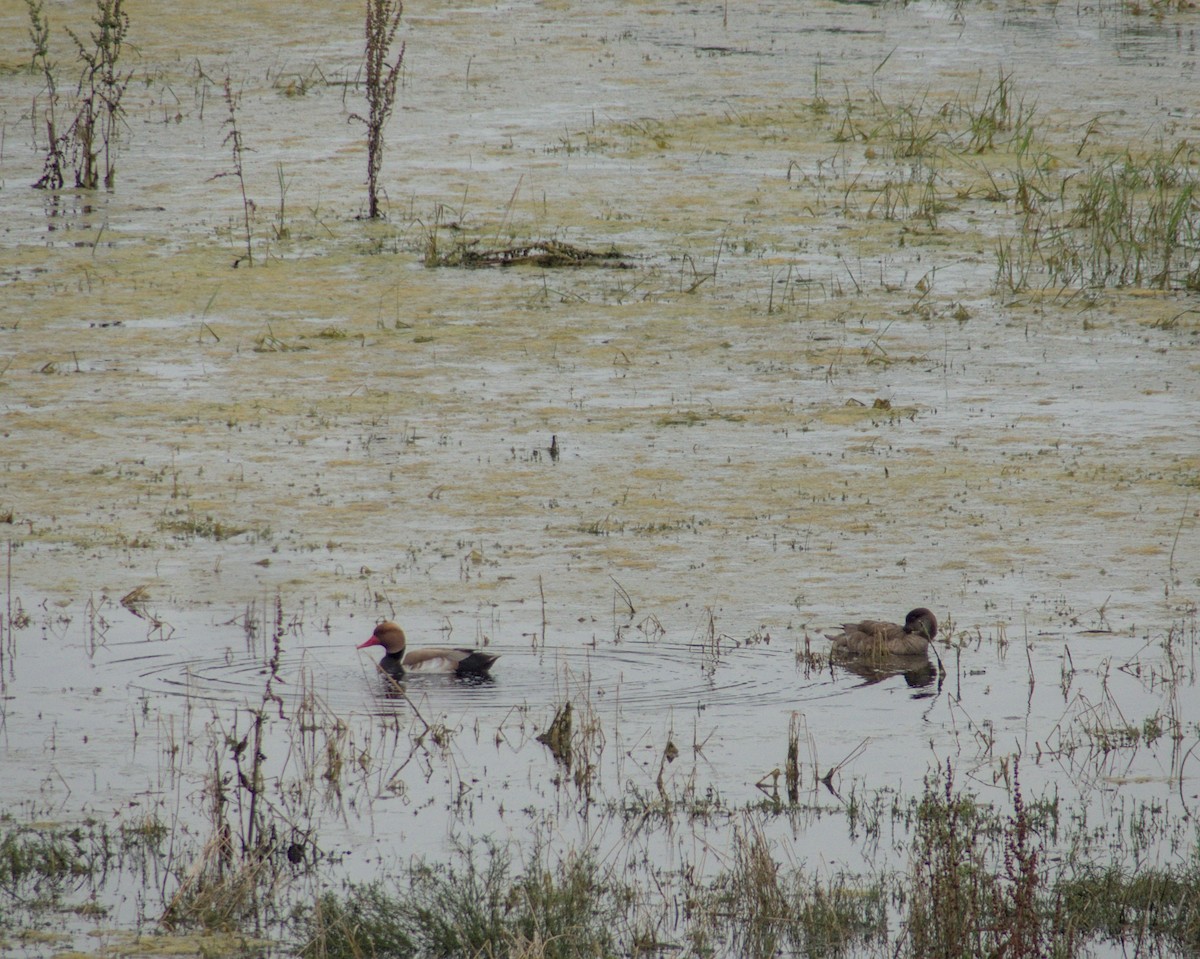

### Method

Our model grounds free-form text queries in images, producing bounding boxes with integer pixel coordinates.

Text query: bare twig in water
[610,575,635,617]
[821,738,869,795]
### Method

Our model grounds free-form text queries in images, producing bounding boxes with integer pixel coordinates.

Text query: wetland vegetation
[2,0,1199,956]
[6,611,1200,959]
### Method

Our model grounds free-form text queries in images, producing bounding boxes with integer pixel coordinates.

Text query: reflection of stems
[785,713,800,804]
[539,574,547,646]
[820,737,868,795]
[1167,491,1190,596]
[609,575,635,617]
[3,540,11,676]
[241,710,265,855]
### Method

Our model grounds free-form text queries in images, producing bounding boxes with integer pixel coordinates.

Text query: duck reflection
[372,669,496,703]
[834,651,939,693]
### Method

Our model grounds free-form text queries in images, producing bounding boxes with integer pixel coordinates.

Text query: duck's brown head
[358,621,407,655]
[903,608,938,642]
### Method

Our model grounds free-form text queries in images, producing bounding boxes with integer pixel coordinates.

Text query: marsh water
[2,0,1199,954]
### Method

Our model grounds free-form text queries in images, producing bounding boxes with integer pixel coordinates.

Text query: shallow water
[2,0,1200,953]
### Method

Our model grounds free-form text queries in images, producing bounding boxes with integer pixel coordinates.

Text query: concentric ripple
[122,636,848,720]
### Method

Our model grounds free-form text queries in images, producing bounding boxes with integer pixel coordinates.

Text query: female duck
[357,621,499,678]
[826,608,938,657]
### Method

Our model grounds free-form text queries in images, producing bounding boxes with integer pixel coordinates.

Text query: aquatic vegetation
[66,0,131,190]
[0,816,169,927]
[959,70,1026,154]
[26,0,65,191]
[1059,862,1200,949]
[0,822,97,907]
[1048,143,1200,290]
[2,601,1200,958]
[300,766,1200,959]
[697,823,887,957]
[426,238,630,269]
[155,509,255,542]
[994,139,1200,292]
[301,842,622,959]
[906,760,1060,959]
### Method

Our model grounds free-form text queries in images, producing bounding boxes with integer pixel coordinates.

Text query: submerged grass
[0,823,95,904]
[299,832,889,959]
[0,816,167,922]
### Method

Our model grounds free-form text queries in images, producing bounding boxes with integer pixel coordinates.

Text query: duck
[825,608,938,658]
[357,621,499,678]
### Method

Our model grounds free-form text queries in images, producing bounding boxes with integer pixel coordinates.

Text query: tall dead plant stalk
[27,0,66,190]
[352,0,405,219]
[214,76,255,266]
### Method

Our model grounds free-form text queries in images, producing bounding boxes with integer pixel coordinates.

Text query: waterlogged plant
[0,817,166,922]
[958,69,1037,155]
[1060,144,1199,289]
[353,0,405,219]
[1059,861,1200,948]
[66,0,131,189]
[28,0,131,190]
[162,599,290,931]
[699,824,885,957]
[27,0,65,190]
[0,822,95,902]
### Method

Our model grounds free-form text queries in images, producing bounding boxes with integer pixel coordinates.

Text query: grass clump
[0,823,95,905]
[300,841,622,959]
[697,824,885,957]
[302,882,415,958]
[1057,144,1199,289]
[0,818,162,922]
[1060,864,1200,950]
[998,140,1200,291]
[156,509,251,541]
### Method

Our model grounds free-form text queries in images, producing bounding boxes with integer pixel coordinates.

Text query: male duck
[357,621,499,678]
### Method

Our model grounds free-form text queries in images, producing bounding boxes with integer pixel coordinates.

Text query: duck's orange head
[357,621,407,654]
